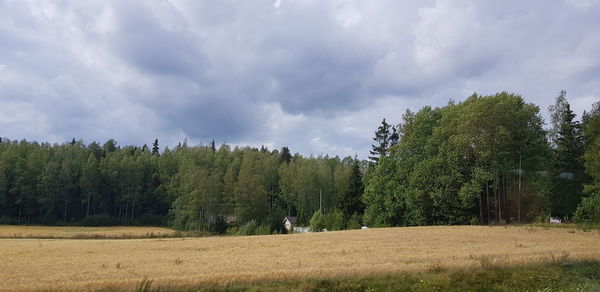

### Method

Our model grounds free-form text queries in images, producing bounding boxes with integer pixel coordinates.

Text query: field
[0,225,177,239]
[1,225,600,291]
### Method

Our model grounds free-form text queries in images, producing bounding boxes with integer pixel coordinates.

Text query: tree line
[0,137,363,232]
[0,91,598,232]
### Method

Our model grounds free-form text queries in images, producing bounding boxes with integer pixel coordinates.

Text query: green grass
[111,261,600,292]
[524,222,600,232]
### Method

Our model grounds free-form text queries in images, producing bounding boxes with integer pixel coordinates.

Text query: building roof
[283,216,297,224]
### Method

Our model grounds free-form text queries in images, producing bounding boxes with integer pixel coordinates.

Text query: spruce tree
[548,92,585,217]
[339,159,364,224]
[280,146,292,164]
[210,139,216,152]
[152,139,160,155]
[369,118,391,164]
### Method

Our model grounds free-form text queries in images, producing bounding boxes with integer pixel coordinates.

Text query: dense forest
[0,91,599,232]
[0,136,362,232]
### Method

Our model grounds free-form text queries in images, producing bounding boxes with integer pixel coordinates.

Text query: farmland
[1,225,600,291]
[0,225,177,239]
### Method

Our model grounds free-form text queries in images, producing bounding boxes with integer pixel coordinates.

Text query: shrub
[237,220,259,235]
[347,213,362,229]
[574,193,600,223]
[256,225,271,235]
[324,210,344,231]
[310,210,326,232]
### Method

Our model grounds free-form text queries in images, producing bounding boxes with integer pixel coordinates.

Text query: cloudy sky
[1,0,599,157]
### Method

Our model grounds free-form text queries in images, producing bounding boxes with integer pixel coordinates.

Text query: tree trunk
[63,188,68,220]
[486,182,490,224]
[86,192,91,217]
[131,200,135,221]
[479,192,483,225]
[494,172,499,223]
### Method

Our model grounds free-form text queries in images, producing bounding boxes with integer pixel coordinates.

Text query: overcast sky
[1,0,599,157]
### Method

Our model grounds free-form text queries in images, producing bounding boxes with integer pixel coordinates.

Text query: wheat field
[1,225,599,291]
[0,225,176,239]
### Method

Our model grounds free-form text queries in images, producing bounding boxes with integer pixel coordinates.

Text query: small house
[283,216,297,232]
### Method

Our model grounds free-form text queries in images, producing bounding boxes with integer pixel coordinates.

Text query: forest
[0,91,599,232]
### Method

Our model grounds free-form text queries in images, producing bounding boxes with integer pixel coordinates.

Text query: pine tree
[152,139,160,155]
[210,140,216,152]
[369,118,391,164]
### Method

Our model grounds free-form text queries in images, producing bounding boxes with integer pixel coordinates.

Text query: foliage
[364,93,551,226]
[369,118,399,164]
[339,159,364,222]
[0,140,355,231]
[575,101,600,223]
[235,220,271,236]
[309,210,325,232]
[548,91,586,217]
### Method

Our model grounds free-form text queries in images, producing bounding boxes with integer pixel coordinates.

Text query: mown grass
[121,261,600,292]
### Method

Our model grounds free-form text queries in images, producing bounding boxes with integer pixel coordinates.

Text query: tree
[548,90,569,147]
[363,93,550,226]
[548,92,585,217]
[103,139,117,153]
[575,101,600,223]
[80,154,100,217]
[280,146,292,164]
[234,151,269,223]
[369,118,392,164]
[339,159,364,224]
[152,139,160,155]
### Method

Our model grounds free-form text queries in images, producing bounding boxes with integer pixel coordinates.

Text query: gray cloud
[0,0,599,157]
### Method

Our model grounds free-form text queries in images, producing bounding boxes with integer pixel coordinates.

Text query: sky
[1,0,599,158]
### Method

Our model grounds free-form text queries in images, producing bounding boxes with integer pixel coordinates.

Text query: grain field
[0,225,176,239]
[1,225,599,291]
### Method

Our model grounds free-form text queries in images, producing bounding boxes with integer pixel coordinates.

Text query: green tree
[234,151,268,223]
[369,118,392,164]
[339,160,364,224]
[575,102,600,223]
[548,91,585,218]
[152,139,160,155]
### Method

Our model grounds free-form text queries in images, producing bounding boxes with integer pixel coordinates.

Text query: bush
[574,193,600,223]
[236,220,270,236]
[347,213,362,229]
[310,210,326,232]
[80,214,117,226]
[469,217,480,225]
[324,210,344,231]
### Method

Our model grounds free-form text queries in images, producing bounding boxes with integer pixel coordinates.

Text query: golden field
[0,225,176,239]
[1,225,599,291]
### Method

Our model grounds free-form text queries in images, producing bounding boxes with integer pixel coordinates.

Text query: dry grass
[0,225,176,239]
[1,225,599,291]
